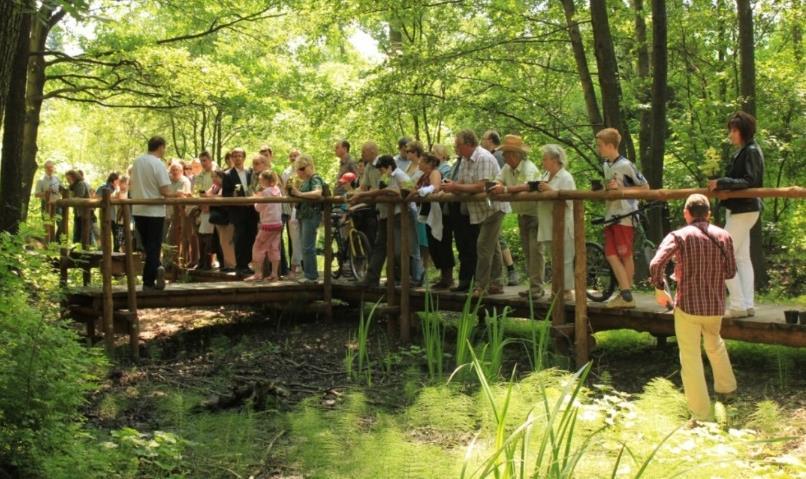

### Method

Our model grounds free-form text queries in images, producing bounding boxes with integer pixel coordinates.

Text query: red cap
[338,172,357,185]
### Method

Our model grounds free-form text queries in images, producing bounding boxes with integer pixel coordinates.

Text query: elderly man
[650,194,738,421]
[483,129,519,286]
[490,135,544,299]
[443,129,511,296]
[35,160,62,238]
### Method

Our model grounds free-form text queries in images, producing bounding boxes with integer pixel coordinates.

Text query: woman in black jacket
[708,111,764,319]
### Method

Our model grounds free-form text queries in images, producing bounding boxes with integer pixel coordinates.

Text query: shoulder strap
[692,223,729,262]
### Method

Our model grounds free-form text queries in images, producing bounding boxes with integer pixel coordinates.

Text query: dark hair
[422,153,440,169]
[376,154,396,170]
[147,136,166,152]
[685,194,711,220]
[199,150,211,159]
[65,169,80,182]
[214,170,227,181]
[407,140,425,157]
[106,172,120,184]
[397,137,411,149]
[456,129,478,147]
[338,139,351,152]
[727,111,756,142]
[484,130,501,146]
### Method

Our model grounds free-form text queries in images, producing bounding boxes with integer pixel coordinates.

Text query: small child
[246,171,283,281]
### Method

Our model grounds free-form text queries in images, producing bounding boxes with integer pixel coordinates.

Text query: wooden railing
[51,186,806,362]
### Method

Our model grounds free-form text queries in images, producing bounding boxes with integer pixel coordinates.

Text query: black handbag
[209,207,229,225]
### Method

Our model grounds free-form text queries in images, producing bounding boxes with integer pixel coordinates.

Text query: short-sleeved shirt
[394,154,418,178]
[497,159,540,216]
[457,146,511,224]
[36,174,61,210]
[69,180,92,217]
[131,153,171,217]
[297,174,324,220]
[536,168,576,242]
[603,156,647,226]
[361,159,387,218]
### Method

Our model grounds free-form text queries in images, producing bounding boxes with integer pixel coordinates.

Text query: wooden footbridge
[52,186,806,365]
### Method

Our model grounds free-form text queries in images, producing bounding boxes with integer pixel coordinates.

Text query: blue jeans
[300,215,320,280]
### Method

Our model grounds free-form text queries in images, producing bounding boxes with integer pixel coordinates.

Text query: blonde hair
[595,128,621,148]
[260,170,278,185]
[430,144,450,161]
[294,154,314,172]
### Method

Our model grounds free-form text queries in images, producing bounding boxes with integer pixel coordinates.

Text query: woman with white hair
[536,144,576,300]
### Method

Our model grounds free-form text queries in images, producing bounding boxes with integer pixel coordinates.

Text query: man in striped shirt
[650,194,737,421]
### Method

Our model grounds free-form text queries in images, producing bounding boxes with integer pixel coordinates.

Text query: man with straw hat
[490,134,545,299]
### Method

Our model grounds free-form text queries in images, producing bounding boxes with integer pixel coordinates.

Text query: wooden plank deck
[66,278,805,348]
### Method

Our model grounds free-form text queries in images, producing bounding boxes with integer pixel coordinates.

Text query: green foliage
[0,230,106,475]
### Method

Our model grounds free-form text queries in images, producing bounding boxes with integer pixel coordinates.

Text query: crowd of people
[37,111,766,421]
[37,113,763,317]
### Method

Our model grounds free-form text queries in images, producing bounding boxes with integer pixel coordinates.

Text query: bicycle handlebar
[591,201,665,226]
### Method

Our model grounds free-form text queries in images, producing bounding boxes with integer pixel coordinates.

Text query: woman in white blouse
[536,144,576,300]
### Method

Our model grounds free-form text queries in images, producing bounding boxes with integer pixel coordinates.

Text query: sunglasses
[297,166,307,171]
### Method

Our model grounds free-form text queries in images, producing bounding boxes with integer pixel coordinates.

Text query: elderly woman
[536,144,576,300]
[289,154,324,283]
[491,135,544,299]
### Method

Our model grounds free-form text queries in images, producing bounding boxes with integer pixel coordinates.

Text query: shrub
[0,230,106,476]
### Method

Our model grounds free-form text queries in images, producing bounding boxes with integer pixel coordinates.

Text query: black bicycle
[330,205,373,281]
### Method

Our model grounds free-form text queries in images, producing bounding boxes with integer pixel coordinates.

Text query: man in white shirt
[34,160,62,237]
[130,136,186,290]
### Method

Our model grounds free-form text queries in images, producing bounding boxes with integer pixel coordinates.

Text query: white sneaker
[605,295,636,309]
[724,308,748,319]
[746,307,755,317]
[155,266,166,290]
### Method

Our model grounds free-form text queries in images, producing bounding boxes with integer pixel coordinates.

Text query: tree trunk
[0,11,33,234]
[736,0,767,288]
[20,5,66,221]
[632,0,651,168]
[0,1,24,124]
[561,0,604,136]
[590,0,636,160]
[646,0,668,245]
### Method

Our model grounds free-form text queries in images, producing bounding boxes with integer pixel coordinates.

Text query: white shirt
[536,168,576,242]
[131,153,171,217]
[235,168,248,190]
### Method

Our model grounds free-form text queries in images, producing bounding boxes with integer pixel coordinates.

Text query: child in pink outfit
[246,171,283,281]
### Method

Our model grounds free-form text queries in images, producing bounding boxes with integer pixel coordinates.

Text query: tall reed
[421,288,445,381]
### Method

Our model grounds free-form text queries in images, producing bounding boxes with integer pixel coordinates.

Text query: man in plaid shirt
[650,194,738,421]
[442,129,511,295]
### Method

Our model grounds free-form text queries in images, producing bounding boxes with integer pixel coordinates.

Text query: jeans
[134,215,164,287]
[475,211,505,290]
[518,214,545,293]
[300,215,320,280]
[674,308,737,420]
[724,210,759,310]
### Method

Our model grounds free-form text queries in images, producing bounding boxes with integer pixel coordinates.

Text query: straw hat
[498,134,530,154]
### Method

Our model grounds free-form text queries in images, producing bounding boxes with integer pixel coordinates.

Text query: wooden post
[399,205,411,343]
[385,204,396,307]
[100,190,115,355]
[323,202,333,320]
[81,206,91,286]
[45,194,55,244]
[172,204,182,268]
[573,200,589,367]
[122,204,140,358]
[551,200,566,329]
[59,204,70,287]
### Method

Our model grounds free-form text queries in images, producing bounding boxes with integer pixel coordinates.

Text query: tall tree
[561,0,604,137]
[0,1,25,124]
[590,0,636,160]
[632,0,651,167]
[0,9,33,234]
[645,0,668,244]
[736,0,768,287]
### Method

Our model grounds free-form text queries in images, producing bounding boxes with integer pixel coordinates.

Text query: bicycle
[330,204,373,281]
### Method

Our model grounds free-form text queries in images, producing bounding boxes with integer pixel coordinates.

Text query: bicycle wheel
[348,230,372,282]
[330,234,342,279]
[585,241,615,302]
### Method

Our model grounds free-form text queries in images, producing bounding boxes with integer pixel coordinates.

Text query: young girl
[247,170,284,281]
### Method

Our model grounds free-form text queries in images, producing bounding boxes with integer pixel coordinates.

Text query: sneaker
[507,269,520,286]
[724,308,748,319]
[715,391,738,404]
[604,295,635,309]
[746,307,755,317]
[155,266,166,290]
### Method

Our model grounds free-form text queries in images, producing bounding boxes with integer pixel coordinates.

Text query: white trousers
[724,210,759,310]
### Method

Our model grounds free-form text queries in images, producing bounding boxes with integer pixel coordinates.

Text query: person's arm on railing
[159,185,188,198]
[440,179,485,194]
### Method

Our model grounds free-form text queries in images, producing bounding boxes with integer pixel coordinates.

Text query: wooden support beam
[121,204,140,358]
[399,209,411,343]
[386,204,396,307]
[573,200,589,367]
[323,202,333,320]
[81,206,91,286]
[59,204,69,287]
[100,189,114,355]
[551,200,566,330]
